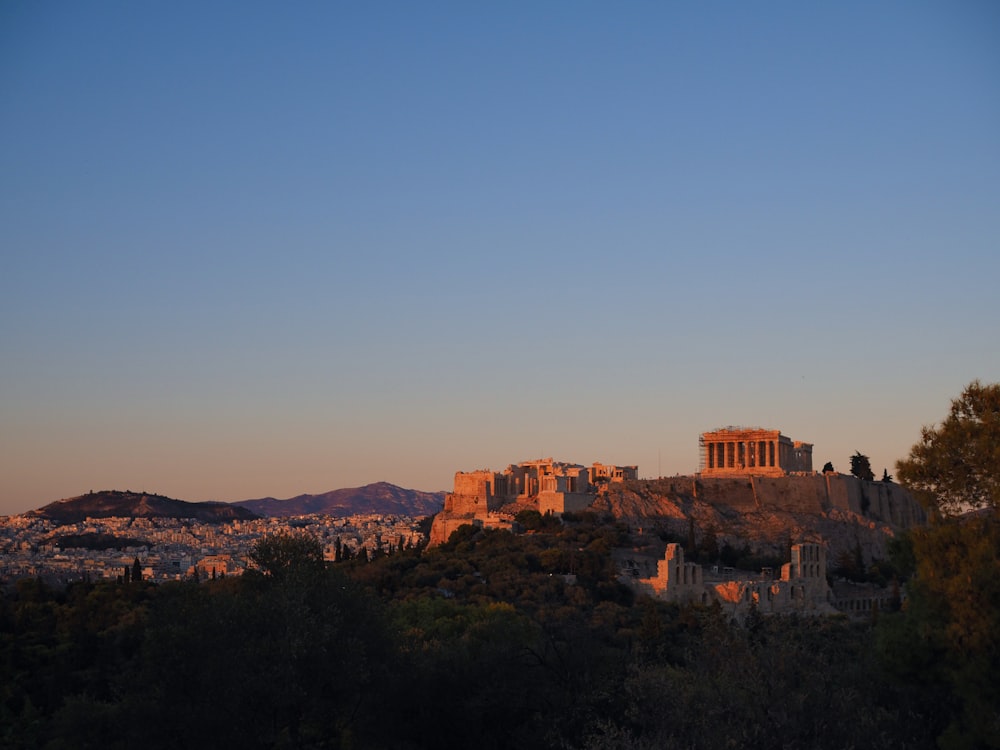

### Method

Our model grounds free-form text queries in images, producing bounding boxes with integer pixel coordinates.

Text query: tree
[881,468,893,483]
[132,557,142,583]
[878,382,1000,748]
[896,380,1000,515]
[849,451,875,482]
[822,461,835,473]
[248,533,326,580]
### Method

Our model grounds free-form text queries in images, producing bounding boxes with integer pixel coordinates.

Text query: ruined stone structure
[699,427,813,477]
[590,462,639,483]
[430,458,638,545]
[635,541,837,618]
[445,458,636,517]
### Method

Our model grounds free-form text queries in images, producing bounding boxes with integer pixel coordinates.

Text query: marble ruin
[635,541,838,618]
[430,458,637,544]
[699,427,813,477]
[447,458,638,516]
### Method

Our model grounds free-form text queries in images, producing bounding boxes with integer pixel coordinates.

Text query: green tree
[878,382,1000,748]
[896,380,1000,515]
[248,533,326,581]
[515,509,544,530]
[878,514,1000,749]
[850,451,875,482]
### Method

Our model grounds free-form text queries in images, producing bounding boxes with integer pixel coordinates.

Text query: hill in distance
[31,490,258,524]
[234,482,445,518]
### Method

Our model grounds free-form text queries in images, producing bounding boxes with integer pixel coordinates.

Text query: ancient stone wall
[634,542,837,618]
[693,478,759,511]
[688,474,925,528]
[752,475,829,514]
[452,470,495,499]
[538,491,595,516]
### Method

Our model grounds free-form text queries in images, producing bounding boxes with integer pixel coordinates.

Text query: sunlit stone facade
[699,427,813,477]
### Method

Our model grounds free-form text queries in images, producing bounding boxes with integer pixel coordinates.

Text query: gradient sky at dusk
[2,1,998,515]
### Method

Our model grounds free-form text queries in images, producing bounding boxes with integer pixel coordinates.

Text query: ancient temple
[699,427,813,477]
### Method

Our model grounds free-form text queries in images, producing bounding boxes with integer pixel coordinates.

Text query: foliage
[878,382,1000,748]
[850,451,875,482]
[248,532,326,580]
[822,461,835,473]
[0,512,951,749]
[878,512,1000,749]
[896,380,1000,515]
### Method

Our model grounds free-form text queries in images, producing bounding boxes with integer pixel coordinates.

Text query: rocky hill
[594,473,927,565]
[31,490,258,524]
[234,482,445,518]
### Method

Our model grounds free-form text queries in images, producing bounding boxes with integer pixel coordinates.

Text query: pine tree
[849,452,875,481]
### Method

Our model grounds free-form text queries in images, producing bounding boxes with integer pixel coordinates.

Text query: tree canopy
[248,533,326,580]
[896,380,1000,515]
[849,451,875,482]
[878,381,1000,748]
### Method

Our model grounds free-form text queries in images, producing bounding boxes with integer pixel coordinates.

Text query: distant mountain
[234,482,445,518]
[31,490,258,524]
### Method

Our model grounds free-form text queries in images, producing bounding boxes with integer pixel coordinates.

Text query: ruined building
[634,541,837,618]
[699,427,813,477]
[430,458,637,545]
[446,458,637,516]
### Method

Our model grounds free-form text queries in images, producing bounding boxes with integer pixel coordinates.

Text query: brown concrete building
[699,427,813,477]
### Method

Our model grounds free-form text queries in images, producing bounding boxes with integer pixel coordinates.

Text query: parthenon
[699,427,813,477]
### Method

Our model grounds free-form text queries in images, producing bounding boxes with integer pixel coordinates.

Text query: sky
[1,1,998,515]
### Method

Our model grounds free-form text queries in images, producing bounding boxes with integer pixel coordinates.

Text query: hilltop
[593,473,926,565]
[31,490,258,524]
[233,482,445,518]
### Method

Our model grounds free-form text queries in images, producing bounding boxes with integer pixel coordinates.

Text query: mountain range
[28,483,446,523]
[233,482,445,518]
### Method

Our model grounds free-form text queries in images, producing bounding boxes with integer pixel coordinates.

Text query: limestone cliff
[592,474,926,565]
[429,472,926,561]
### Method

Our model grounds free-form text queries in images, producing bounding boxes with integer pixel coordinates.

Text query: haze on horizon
[2,2,998,516]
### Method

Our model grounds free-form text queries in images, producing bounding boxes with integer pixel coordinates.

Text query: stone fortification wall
[692,478,759,512]
[538,492,594,516]
[752,475,830,514]
[689,474,925,527]
[453,471,494,499]
[446,470,504,515]
[443,493,487,515]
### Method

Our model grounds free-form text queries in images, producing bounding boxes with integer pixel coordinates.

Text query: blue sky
[2,1,998,514]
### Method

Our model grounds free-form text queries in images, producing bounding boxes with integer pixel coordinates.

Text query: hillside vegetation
[1,514,944,750]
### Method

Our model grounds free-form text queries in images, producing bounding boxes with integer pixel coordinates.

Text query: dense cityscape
[0,512,426,585]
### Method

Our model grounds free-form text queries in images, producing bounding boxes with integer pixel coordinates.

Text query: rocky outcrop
[592,474,925,565]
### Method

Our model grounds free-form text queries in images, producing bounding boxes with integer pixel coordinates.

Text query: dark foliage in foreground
[0,519,953,749]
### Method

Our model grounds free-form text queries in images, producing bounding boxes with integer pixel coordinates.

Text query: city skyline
[2,2,998,515]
